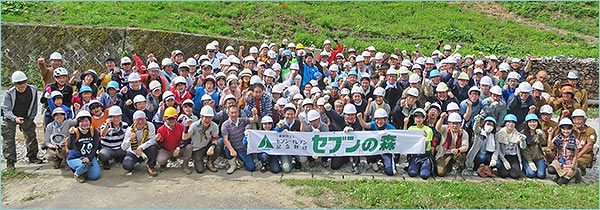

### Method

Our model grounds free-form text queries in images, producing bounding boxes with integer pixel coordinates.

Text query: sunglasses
[207,50,215,53]
[122,63,132,66]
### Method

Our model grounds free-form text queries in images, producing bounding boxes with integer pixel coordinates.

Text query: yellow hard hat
[100,74,112,88]
[296,43,304,50]
[164,107,178,118]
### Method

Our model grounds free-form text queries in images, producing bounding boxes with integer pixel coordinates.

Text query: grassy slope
[283,179,599,209]
[503,1,599,38]
[1,1,598,57]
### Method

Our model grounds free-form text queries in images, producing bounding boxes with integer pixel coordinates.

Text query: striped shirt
[100,121,128,150]
[221,117,250,151]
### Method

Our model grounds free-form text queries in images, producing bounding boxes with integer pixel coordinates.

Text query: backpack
[65,128,95,153]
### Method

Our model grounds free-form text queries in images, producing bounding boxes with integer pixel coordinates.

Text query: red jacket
[169,88,192,109]
[141,74,169,93]
[319,42,343,65]
[156,122,185,151]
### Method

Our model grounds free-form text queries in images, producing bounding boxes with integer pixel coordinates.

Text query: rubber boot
[182,160,192,174]
[227,159,237,174]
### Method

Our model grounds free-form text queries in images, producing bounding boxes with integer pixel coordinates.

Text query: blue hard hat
[107,81,119,89]
[348,70,358,76]
[79,86,93,93]
[484,116,497,124]
[525,113,539,122]
[331,82,340,88]
[504,114,518,122]
[337,74,347,80]
[429,70,441,78]
[284,50,291,56]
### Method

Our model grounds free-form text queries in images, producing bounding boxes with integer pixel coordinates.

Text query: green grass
[1,1,598,57]
[503,1,599,38]
[282,179,599,209]
[21,193,45,201]
[1,169,39,181]
[587,107,599,119]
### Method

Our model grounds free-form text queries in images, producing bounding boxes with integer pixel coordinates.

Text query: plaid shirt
[554,134,581,169]
[244,92,273,118]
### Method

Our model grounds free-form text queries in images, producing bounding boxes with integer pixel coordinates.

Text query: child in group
[44,108,77,169]
[46,91,73,121]
[99,81,123,109]
[178,99,198,124]
[547,118,583,185]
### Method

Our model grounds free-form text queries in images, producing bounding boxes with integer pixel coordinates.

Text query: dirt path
[456,1,599,45]
[2,164,318,209]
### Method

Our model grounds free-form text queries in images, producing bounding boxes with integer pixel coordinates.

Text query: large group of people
[2,38,596,185]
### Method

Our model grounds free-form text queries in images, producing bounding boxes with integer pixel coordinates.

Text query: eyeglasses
[14,81,26,85]
[207,50,215,53]
[122,63,132,66]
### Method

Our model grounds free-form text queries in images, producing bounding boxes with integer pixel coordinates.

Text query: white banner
[247,130,425,156]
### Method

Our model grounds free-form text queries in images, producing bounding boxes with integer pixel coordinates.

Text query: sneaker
[126,171,133,176]
[29,157,43,164]
[102,163,111,170]
[352,163,360,174]
[369,163,379,172]
[182,161,192,174]
[206,161,218,172]
[147,165,158,177]
[260,165,268,173]
[74,173,86,183]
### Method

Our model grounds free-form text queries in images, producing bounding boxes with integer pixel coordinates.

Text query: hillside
[1,1,598,57]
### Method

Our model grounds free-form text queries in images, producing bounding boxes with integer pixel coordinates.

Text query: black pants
[97,147,127,165]
[496,155,522,179]
[122,145,158,171]
[330,156,379,169]
[548,166,574,185]
[192,144,221,173]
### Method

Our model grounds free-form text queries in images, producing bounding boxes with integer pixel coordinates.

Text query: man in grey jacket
[2,71,42,170]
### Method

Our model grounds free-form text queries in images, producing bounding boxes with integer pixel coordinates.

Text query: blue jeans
[279,155,293,173]
[67,157,101,180]
[522,159,546,179]
[219,137,256,172]
[473,151,493,170]
[381,154,396,176]
[257,153,281,173]
[407,154,432,179]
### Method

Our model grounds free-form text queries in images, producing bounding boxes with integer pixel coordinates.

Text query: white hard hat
[340,88,350,95]
[355,55,365,62]
[375,52,384,60]
[409,74,420,83]
[446,56,457,64]
[223,94,237,102]
[173,76,187,85]
[53,67,69,77]
[276,98,288,106]
[260,43,269,50]
[532,81,544,91]
[173,50,184,56]
[511,58,521,63]
[367,46,376,51]
[398,66,410,74]
[290,63,300,70]
[206,43,216,51]
[284,103,297,112]
[52,107,66,116]
[201,94,212,102]
[498,63,510,72]
[271,63,282,71]
[161,58,173,67]
[250,75,262,85]
[264,69,275,78]
[293,93,304,100]
[261,116,274,124]
[133,110,146,120]
[49,52,63,60]
[121,56,132,64]
[415,57,425,65]
[507,72,520,80]
[182,99,194,107]
[386,68,397,75]
[249,46,259,53]
[351,86,363,95]
[432,50,441,55]
[559,118,573,127]
[316,98,326,106]
[468,86,481,94]
[572,109,586,118]
[457,72,469,80]
[406,87,419,97]
[436,82,449,92]
[230,56,241,64]
[447,102,459,111]
[373,87,385,97]
[178,62,190,70]
[540,105,553,114]
[272,84,284,93]
[133,95,147,103]
[425,57,434,64]
[198,55,209,62]
[287,85,299,95]
[443,45,452,51]
[76,110,92,120]
[567,71,579,79]
[411,64,422,70]
[328,64,339,72]
[310,87,322,95]
[474,60,484,65]
[320,50,331,57]
[148,62,160,70]
[307,110,321,122]
[200,106,214,117]
[149,80,162,91]
[481,76,493,86]
[128,72,141,82]
[287,42,296,48]
[186,58,198,67]
[225,46,235,52]
[212,40,219,46]
[448,112,462,123]
[473,68,484,74]
[490,85,502,96]
[519,82,532,93]
[343,104,357,114]
[215,72,227,80]
[302,98,313,107]
[489,55,498,61]
[162,91,175,101]
[108,106,123,116]
[374,108,388,119]
[401,60,412,67]
[239,69,252,78]
[310,79,318,86]
[50,91,63,99]
[412,108,426,117]
[11,71,27,83]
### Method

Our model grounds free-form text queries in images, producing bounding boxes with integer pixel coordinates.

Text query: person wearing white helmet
[176,62,194,92]
[571,109,596,175]
[178,99,198,125]
[215,72,228,94]
[364,87,391,122]
[192,76,219,116]
[502,72,520,102]
[44,107,77,169]
[507,81,536,130]
[220,74,242,107]
[480,85,507,127]
[405,108,435,179]
[350,86,367,114]
[160,57,176,83]
[402,74,426,105]
[300,109,331,167]
[122,110,159,177]
[435,112,469,181]
[324,103,363,174]
[450,72,472,103]
[170,50,185,73]
[392,87,420,130]
[428,82,459,113]
[38,52,64,87]
[141,61,168,93]
[459,86,483,140]
[358,72,374,99]
[97,106,128,170]
[356,108,397,175]
[273,103,302,172]
[510,55,532,82]
[320,38,342,65]
[381,68,403,109]
[478,76,493,100]
[66,110,101,183]
[212,40,227,60]
[169,76,192,109]
[122,73,149,111]
[547,118,583,185]
[41,67,74,123]
[495,62,510,87]
[44,90,74,128]
[182,106,221,173]
[253,115,282,173]
[151,91,178,128]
